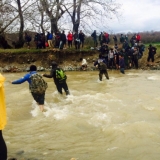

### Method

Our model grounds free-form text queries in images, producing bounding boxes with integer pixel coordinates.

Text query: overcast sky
[107,0,160,34]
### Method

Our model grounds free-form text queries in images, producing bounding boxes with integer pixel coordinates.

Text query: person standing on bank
[91,30,98,48]
[94,54,109,81]
[24,32,31,49]
[0,73,7,160]
[67,31,73,48]
[79,30,85,48]
[43,61,70,95]
[47,32,53,48]
[11,65,47,112]
[147,44,157,66]
[73,31,80,50]
[59,31,66,50]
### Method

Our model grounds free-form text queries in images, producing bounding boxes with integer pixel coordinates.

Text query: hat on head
[30,65,37,71]
[52,61,58,67]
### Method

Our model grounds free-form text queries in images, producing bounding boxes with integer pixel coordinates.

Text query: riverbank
[0,48,160,72]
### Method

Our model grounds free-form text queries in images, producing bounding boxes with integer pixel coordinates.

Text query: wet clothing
[12,71,45,105]
[114,52,119,67]
[31,92,45,105]
[43,67,70,95]
[0,130,7,160]
[119,57,125,74]
[12,71,37,84]
[94,58,109,81]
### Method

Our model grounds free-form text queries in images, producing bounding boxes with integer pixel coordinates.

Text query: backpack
[29,73,48,94]
[56,68,67,82]
[98,61,107,70]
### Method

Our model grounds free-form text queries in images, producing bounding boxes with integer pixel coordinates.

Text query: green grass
[0,48,43,53]
[145,42,160,47]
[0,42,159,54]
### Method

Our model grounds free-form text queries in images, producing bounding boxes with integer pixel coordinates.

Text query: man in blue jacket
[47,32,53,48]
[11,65,46,112]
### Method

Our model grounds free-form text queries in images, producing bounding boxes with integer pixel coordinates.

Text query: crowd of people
[0,32,158,158]
[90,31,157,70]
[24,30,86,50]
[24,30,157,70]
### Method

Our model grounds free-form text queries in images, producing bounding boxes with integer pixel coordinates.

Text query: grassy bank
[0,43,160,70]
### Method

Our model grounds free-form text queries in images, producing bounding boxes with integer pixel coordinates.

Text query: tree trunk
[51,18,59,34]
[0,34,12,49]
[72,0,81,32]
[17,0,24,48]
[73,22,79,33]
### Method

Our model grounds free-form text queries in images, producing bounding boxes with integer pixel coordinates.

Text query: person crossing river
[43,61,70,95]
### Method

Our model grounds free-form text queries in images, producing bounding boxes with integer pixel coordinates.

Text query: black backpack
[98,60,107,70]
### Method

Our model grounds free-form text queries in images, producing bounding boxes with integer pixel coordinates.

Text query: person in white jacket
[80,58,87,70]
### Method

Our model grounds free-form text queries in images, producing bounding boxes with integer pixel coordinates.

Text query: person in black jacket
[79,30,85,48]
[59,31,66,49]
[94,54,109,81]
[91,30,98,48]
[119,54,125,74]
[24,32,31,49]
[73,31,80,50]
[147,44,157,65]
[43,61,70,95]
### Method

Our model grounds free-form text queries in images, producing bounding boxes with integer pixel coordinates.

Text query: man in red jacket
[67,31,73,48]
[136,33,141,43]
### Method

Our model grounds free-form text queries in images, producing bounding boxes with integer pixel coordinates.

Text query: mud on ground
[0,49,99,71]
[0,48,160,71]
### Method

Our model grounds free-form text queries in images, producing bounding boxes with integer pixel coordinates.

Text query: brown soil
[0,49,99,69]
[0,48,159,71]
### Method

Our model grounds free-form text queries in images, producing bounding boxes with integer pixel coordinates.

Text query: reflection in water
[3,70,160,160]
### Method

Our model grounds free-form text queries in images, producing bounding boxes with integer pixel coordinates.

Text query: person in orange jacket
[0,73,7,160]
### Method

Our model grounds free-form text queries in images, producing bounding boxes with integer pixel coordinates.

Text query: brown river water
[2,70,160,160]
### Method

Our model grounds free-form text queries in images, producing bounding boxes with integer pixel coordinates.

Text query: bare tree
[40,0,65,34]
[14,0,38,47]
[0,0,18,48]
[0,0,36,48]
[62,0,121,33]
[16,0,24,47]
